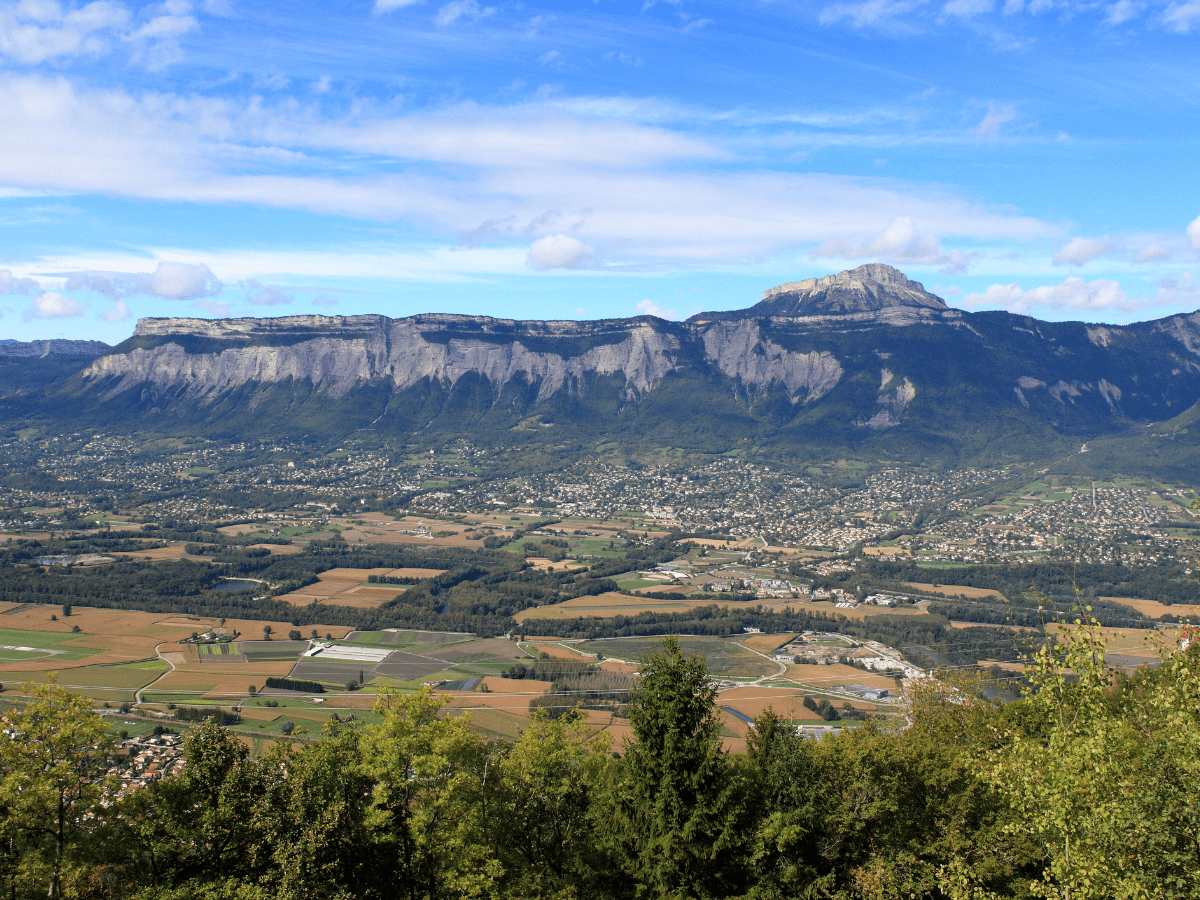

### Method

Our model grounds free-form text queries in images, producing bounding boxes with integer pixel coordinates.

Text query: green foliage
[491,709,613,898]
[264,677,325,694]
[979,618,1200,899]
[0,681,114,898]
[7,634,1200,898]
[597,635,751,898]
[361,688,501,898]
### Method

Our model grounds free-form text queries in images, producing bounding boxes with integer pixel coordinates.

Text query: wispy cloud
[0,75,1056,270]
[63,261,222,299]
[374,0,424,12]
[434,0,494,27]
[972,104,1017,141]
[246,281,293,305]
[1163,0,1200,32]
[1052,236,1113,266]
[962,276,1153,315]
[819,0,926,29]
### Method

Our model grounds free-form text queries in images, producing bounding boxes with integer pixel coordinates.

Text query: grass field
[576,636,776,678]
[739,633,797,654]
[513,590,735,623]
[783,662,899,693]
[278,566,448,609]
[1103,596,1200,620]
[907,582,1006,600]
[717,686,831,724]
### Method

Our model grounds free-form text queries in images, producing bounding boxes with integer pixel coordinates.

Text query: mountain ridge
[6,264,1200,474]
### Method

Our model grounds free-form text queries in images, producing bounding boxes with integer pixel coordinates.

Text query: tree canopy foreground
[1,627,1198,900]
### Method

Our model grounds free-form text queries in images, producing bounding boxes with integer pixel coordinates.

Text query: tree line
[3,628,1199,899]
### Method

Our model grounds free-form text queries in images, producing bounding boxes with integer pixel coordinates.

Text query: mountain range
[6,264,1200,476]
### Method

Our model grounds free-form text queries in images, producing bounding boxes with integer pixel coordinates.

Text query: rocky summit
[752,263,949,316]
[4,264,1200,474]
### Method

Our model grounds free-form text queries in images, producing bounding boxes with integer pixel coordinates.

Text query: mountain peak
[752,264,949,317]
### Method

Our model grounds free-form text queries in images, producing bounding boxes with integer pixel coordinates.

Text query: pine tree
[599,636,749,899]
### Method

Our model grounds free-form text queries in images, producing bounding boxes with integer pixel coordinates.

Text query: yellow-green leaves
[362,687,501,898]
[983,621,1200,899]
[0,681,113,898]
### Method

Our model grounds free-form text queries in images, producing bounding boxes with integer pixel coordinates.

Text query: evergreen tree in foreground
[599,635,750,899]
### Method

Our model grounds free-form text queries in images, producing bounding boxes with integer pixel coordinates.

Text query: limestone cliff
[701,320,842,402]
[70,263,1200,461]
[89,312,848,404]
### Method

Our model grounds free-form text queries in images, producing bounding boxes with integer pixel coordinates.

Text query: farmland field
[907,582,1007,600]
[784,662,898,692]
[1103,596,1200,620]
[278,567,449,609]
[345,629,473,646]
[577,636,776,678]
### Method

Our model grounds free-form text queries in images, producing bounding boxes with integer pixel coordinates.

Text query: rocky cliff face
[91,311,852,404]
[701,320,842,403]
[95,315,690,402]
[63,264,1200,465]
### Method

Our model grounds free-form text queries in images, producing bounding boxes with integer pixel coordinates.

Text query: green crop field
[0,627,100,661]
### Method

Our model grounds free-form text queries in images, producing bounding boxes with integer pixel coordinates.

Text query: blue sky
[1,0,1198,342]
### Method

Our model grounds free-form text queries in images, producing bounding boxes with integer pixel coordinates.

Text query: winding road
[729,640,787,687]
[135,642,180,706]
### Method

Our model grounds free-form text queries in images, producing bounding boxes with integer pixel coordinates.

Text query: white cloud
[972,104,1017,141]
[0,269,40,295]
[538,49,564,69]
[526,234,594,270]
[1158,273,1200,308]
[434,0,493,26]
[1052,236,1113,266]
[0,0,201,70]
[1188,214,1200,251]
[812,216,976,273]
[1164,0,1200,32]
[127,3,199,70]
[574,306,586,316]
[0,75,1058,270]
[139,261,222,299]
[23,291,86,321]
[64,272,120,295]
[374,0,424,11]
[1104,0,1141,24]
[99,299,130,322]
[128,3,197,42]
[1134,244,1169,263]
[962,276,1139,315]
[59,261,221,299]
[635,299,680,319]
[0,1,130,65]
